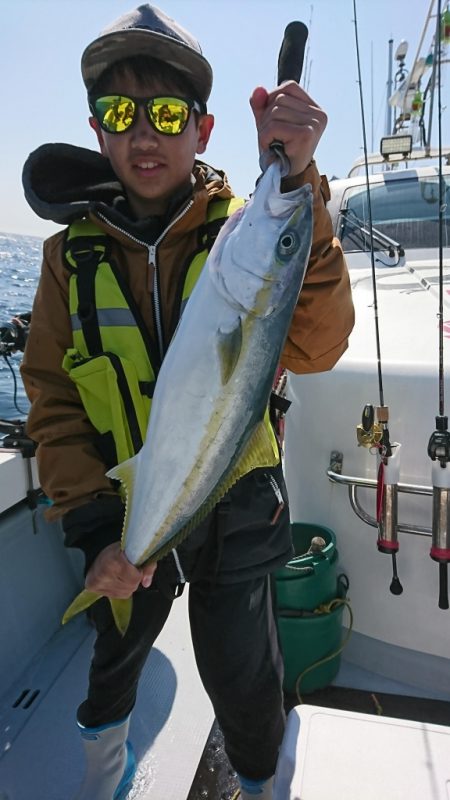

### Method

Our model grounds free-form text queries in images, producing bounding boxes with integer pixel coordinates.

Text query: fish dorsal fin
[226,417,279,487]
[106,454,140,550]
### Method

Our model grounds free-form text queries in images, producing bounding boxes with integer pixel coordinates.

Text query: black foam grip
[277,21,308,85]
[438,562,449,610]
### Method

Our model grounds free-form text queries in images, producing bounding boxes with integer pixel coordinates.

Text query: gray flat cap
[81,4,213,102]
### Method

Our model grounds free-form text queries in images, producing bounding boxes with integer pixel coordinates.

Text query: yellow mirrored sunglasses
[90,94,204,136]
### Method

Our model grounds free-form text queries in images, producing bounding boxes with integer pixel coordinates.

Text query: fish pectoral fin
[62,589,102,625]
[217,317,242,385]
[110,597,133,637]
[106,454,139,548]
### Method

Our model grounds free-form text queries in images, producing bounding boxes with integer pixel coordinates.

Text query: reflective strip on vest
[70,307,136,330]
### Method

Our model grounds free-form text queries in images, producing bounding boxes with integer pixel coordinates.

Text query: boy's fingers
[141,561,157,588]
[249,86,269,124]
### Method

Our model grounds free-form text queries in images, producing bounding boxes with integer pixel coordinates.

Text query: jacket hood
[22,144,123,225]
[22,142,232,226]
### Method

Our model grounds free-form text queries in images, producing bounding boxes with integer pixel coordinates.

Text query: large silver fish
[63,160,313,633]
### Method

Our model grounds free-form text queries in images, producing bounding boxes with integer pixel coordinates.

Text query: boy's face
[90,71,214,218]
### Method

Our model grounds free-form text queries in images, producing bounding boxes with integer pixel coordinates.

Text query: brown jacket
[21,150,354,520]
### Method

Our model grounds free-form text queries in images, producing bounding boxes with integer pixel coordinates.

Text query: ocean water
[0,231,42,419]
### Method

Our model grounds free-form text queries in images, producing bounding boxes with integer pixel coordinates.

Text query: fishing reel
[0,314,30,356]
[357,404,403,595]
[356,404,384,449]
[0,324,20,356]
[428,416,450,467]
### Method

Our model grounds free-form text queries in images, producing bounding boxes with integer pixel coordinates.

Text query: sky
[1,0,447,238]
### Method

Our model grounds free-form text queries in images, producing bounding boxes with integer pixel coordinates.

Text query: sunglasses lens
[94,96,135,133]
[148,98,191,135]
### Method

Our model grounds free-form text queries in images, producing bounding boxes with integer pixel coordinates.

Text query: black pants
[78,575,284,779]
[77,465,292,780]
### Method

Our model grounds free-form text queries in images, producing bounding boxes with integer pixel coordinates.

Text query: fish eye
[278,229,299,258]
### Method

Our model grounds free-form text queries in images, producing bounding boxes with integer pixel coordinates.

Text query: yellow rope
[294,597,354,704]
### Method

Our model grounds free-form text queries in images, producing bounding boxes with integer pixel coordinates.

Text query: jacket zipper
[97,200,194,362]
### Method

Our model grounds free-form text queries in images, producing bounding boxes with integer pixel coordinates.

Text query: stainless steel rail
[327,451,433,537]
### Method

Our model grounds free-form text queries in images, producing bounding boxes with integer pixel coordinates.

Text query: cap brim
[81,29,212,103]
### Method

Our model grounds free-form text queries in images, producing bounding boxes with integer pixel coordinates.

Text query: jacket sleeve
[280,161,354,374]
[20,233,120,523]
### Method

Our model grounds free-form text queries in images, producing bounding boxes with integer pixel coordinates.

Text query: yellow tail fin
[62,590,133,637]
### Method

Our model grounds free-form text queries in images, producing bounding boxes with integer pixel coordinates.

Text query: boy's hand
[85,542,157,598]
[250,81,327,177]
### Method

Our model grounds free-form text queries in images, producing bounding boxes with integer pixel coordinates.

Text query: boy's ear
[196,114,215,155]
[89,116,107,155]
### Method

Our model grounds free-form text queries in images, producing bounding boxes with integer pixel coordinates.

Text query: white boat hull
[284,168,450,692]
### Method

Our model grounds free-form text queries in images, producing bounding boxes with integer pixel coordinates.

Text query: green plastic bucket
[275,523,347,695]
[276,523,338,611]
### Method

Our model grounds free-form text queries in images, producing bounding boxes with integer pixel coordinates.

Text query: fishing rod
[277,20,308,83]
[426,0,450,610]
[266,21,309,444]
[352,0,403,596]
[265,19,308,174]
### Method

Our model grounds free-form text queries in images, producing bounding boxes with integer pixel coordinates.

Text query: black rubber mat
[284,685,450,726]
[187,719,239,800]
[188,687,450,798]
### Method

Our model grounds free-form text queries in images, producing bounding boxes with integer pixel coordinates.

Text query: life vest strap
[139,380,156,398]
[75,248,103,355]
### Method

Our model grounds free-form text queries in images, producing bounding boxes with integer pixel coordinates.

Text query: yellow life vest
[62,199,279,467]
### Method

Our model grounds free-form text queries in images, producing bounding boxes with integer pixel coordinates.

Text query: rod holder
[377,483,399,553]
[430,462,450,609]
[377,444,403,595]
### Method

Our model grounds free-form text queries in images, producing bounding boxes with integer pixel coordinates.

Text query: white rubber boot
[73,715,136,800]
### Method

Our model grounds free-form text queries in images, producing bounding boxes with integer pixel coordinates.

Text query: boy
[21,5,354,799]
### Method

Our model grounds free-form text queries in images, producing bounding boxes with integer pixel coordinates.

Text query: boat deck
[1,592,449,800]
[0,592,215,800]
[0,453,449,799]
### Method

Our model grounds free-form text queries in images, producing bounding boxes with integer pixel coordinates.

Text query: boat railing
[327,450,433,537]
[347,147,450,177]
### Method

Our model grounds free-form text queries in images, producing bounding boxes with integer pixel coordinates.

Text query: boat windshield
[337,174,450,253]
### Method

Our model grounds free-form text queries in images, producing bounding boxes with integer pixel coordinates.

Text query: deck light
[380,134,413,159]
